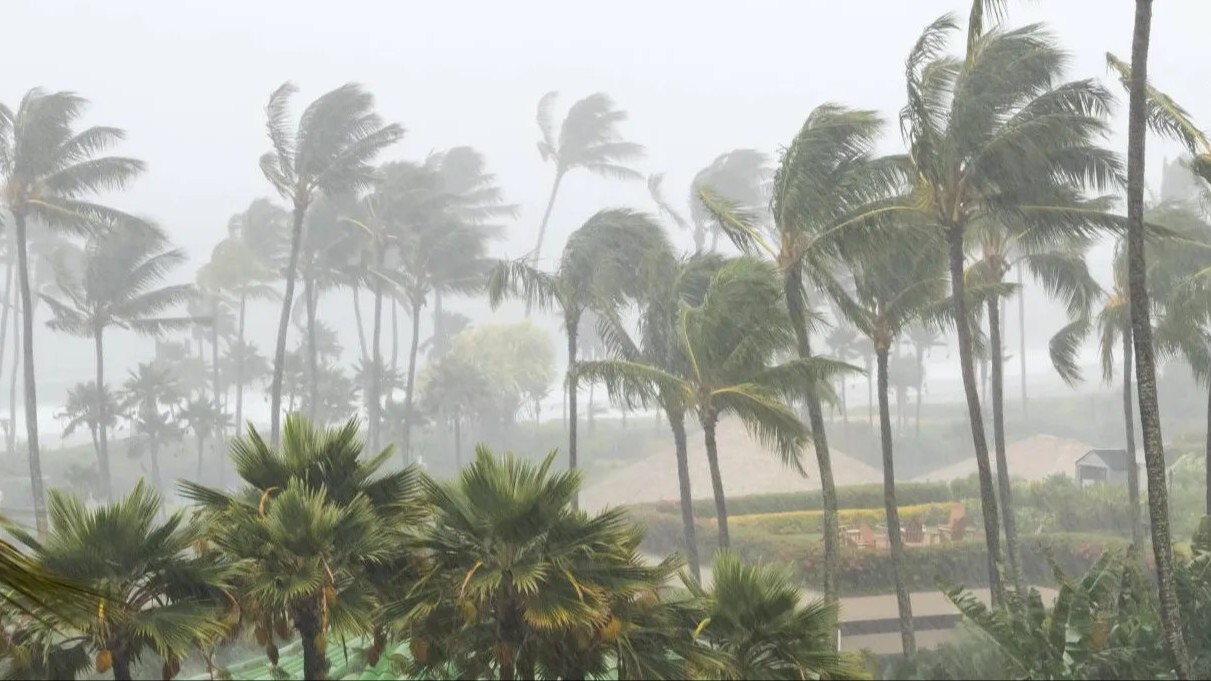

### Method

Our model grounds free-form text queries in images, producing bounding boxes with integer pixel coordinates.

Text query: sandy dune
[581,417,881,511]
[912,434,1092,483]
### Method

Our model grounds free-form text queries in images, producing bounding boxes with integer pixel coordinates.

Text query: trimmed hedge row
[631,505,1126,595]
[729,502,957,535]
[637,481,973,519]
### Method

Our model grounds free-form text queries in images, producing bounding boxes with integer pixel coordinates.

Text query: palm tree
[181,415,421,681]
[176,397,227,482]
[0,89,146,535]
[705,104,903,606]
[896,13,1121,600]
[259,82,403,445]
[1123,2,1192,675]
[390,447,668,681]
[121,362,183,493]
[585,257,845,549]
[906,324,943,436]
[488,209,668,501]
[823,324,860,424]
[42,224,195,501]
[687,551,864,680]
[825,231,946,657]
[56,382,120,484]
[418,352,490,470]
[7,482,229,681]
[532,92,644,263]
[690,150,771,252]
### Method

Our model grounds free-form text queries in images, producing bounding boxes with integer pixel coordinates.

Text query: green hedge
[636,481,968,519]
[729,503,957,536]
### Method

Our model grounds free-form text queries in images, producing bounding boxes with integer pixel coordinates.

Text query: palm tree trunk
[8,310,18,461]
[305,272,319,422]
[566,312,580,508]
[352,285,369,363]
[210,301,223,479]
[947,224,1004,602]
[293,598,329,681]
[111,650,133,681]
[0,252,15,399]
[149,436,162,493]
[587,380,596,435]
[196,435,206,480]
[527,172,564,317]
[988,297,1022,594]
[702,411,729,549]
[13,211,46,536]
[496,587,523,681]
[1123,325,1142,550]
[1018,265,1027,419]
[785,269,839,608]
[390,296,400,373]
[1126,3,1190,674]
[402,295,423,465]
[368,275,383,453]
[866,356,873,426]
[877,346,915,657]
[453,412,463,470]
[270,203,307,446]
[669,409,701,580]
[432,290,444,356]
[93,329,112,502]
[235,294,246,433]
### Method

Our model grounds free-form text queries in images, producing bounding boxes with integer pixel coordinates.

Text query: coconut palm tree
[56,382,120,482]
[181,415,422,681]
[121,363,184,493]
[176,397,227,482]
[259,82,403,446]
[585,257,846,549]
[7,482,229,681]
[390,447,667,681]
[690,150,771,252]
[0,89,147,535]
[906,324,943,436]
[704,103,904,606]
[1121,3,1193,673]
[895,13,1122,600]
[532,92,644,263]
[488,209,669,501]
[823,324,860,424]
[687,551,865,680]
[825,230,947,657]
[42,224,195,501]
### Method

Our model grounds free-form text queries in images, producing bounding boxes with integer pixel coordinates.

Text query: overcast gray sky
[5,0,1211,398]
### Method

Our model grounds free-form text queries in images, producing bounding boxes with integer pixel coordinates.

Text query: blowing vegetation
[4,0,1211,679]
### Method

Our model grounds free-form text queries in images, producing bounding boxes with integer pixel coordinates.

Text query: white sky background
[4,0,1211,405]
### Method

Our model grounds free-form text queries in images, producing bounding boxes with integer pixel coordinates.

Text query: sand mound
[581,417,882,511]
[912,434,1092,483]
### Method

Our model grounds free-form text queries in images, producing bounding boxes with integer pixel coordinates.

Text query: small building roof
[1076,448,1130,471]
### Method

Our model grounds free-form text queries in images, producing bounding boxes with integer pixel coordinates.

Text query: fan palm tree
[42,224,195,501]
[687,551,865,680]
[488,209,668,501]
[532,91,644,263]
[894,13,1122,600]
[390,447,666,681]
[180,415,422,681]
[585,257,846,549]
[0,89,147,535]
[6,482,229,681]
[690,150,771,252]
[1120,3,1195,673]
[704,103,904,605]
[259,82,403,445]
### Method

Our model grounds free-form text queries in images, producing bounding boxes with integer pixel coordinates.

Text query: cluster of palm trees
[2,416,863,681]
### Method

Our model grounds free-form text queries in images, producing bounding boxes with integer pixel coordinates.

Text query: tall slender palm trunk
[1018,266,1027,419]
[988,297,1022,593]
[453,409,463,470]
[210,301,223,479]
[8,308,19,461]
[402,295,423,465]
[669,409,700,580]
[368,276,384,453]
[877,346,915,657]
[1122,327,1142,549]
[1126,3,1190,675]
[93,329,113,501]
[234,294,247,433]
[0,254,14,403]
[701,411,729,549]
[566,313,580,509]
[947,225,1004,602]
[527,172,565,317]
[786,269,840,607]
[13,212,46,536]
[305,273,319,422]
[352,285,369,363]
[270,203,307,445]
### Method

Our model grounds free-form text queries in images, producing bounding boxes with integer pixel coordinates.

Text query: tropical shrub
[728,503,956,535]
